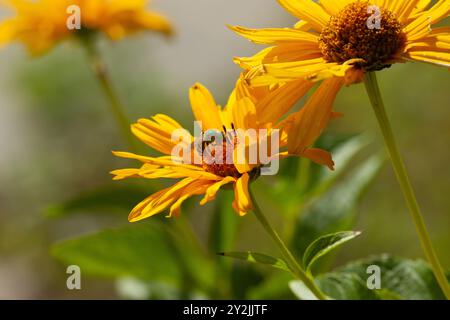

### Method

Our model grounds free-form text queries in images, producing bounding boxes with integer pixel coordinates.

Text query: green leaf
[316,273,381,300]
[291,153,385,258]
[46,182,155,218]
[302,231,361,273]
[305,255,448,300]
[52,222,214,292]
[219,251,290,272]
[337,255,447,300]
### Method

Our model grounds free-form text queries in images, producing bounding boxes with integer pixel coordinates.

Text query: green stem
[82,38,139,152]
[364,72,450,299]
[250,189,327,300]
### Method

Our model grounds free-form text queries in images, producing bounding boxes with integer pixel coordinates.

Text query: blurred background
[0,0,448,299]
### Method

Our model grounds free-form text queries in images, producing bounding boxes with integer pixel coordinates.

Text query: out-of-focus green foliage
[46,182,156,218]
[290,254,447,300]
[52,221,215,297]
[291,152,385,258]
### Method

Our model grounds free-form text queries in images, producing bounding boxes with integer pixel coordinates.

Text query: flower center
[195,128,241,178]
[319,1,406,71]
[202,141,241,178]
[198,128,261,179]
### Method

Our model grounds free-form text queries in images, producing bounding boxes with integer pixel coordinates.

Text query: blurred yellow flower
[231,0,449,86]
[111,79,339,221]
[0,0,172,54]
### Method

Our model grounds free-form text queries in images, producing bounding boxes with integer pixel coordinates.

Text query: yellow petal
[301,148,335,170]
[234,45,321,71]
[189,83,224,131]
[404,50,450,67]
[231,95,257,131]
[405,27,450,51]
[129,178,209,222]
[391,0,427,23]
[254,79,315,125]
[112,151,181,165]
[277,0,331,32]
[168,180,211,217]
[199,176,236,205]
[112,152,222,180]
[133,11,173,36]
[110,168,142,180]
[319,0,352,16]
[232,173,253,216]
[229,25,319,45]
[131,114,192,155]
[404,0,450,41]
[287,77,343,154]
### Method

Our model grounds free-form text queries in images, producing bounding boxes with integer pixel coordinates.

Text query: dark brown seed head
[319,1,406,71]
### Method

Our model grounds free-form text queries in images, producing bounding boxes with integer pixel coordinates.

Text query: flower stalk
[82,37,139,153]
[250,189,327,300]
[364,72,450,299]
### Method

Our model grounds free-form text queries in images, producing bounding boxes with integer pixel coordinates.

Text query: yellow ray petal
[247,58,337,86]
[254,79,315,125]
[405,27,450,51]
[132,11,173,36]
[234,45,321,71]
[287,77,343,154]
[111,151,223,180]
[404,50,450,67]
[112,151,181,165]
[294,20,313,31]
[131,114,192,155]
[232,173,253,216]
[318,0,352,16]
[168,180,212,217]
[404,0,450,41]
[229,25,319,45]
[189,83,224,131]
[254,58,362,86]
[129,178,210,221]
[110,168,143,180]
[392,0,427,23]
[139,166,222,181]
[412,0,433,14]
[277,0,331,32]
[301,148,335,170]
[231,94,257,131]
[199,176,236,205]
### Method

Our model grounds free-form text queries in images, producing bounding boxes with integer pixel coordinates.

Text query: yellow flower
[231,0,449,86]
[0,0,172,54]
[111,80,339,221]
